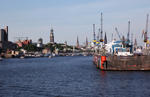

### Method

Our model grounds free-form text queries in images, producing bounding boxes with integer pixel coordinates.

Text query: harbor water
[0,56,150,97]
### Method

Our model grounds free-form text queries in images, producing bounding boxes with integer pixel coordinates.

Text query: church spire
[76,36,79,48]
[50,25,54,43]
[86,36,88,47]
[104,32,107,44]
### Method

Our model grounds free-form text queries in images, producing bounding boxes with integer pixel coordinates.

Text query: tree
[24,44,37,52]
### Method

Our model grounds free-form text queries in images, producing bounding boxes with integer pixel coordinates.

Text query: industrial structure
[100,13,104,43]
[0,26,16,51]
[92,24,96,45]
[143,14,149,48]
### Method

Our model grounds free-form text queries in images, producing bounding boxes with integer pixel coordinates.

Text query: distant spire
[50,25,54,43]
[86,37,88,47]
[104,32,107,44]
[50,24,53,33]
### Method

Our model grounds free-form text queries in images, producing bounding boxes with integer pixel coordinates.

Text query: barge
[93,54,150,70]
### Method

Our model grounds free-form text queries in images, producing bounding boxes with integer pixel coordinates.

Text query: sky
[0,0,150,45]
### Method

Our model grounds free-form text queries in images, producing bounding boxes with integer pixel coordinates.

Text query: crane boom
[115,27,122,40]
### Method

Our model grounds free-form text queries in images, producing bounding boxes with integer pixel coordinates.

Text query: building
[0,26,8,42]
[50,27,54,43]
[0,26,16,51]
[16,39,32,47]
[37,38,43,48]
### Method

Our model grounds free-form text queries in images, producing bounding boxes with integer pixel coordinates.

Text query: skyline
[0,0,150,45]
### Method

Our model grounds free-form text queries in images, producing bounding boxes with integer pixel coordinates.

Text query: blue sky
[0,0,150,45]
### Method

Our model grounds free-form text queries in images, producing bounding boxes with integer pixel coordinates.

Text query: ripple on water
[0,56,150,97]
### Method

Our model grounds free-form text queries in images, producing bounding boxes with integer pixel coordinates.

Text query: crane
[115,27,126,48]
[100,12,104,42]
[93,24,96,41]
[127,21,130,43]
[144,14,149,43]
[115,27,122,41]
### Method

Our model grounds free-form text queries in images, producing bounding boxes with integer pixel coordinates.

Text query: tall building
[0,26,16,51]
[0,26,8,42]
[0,26,9,49]
[50,27,54,43]
[76,36,79,48]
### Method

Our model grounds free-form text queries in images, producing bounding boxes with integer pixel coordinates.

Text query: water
[0,56,150,97]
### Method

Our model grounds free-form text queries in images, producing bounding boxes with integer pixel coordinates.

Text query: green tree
[24,44,37,52]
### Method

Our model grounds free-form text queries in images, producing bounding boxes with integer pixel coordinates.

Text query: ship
[93,40,150,71]
[92,13,150,70]
[93,13,150,70]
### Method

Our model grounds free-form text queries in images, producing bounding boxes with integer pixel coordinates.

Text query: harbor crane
[144,14,149,43]
[115,27,122,41]
[127,21,130,43]
[115,27,126,47]
[100,13,104,42]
